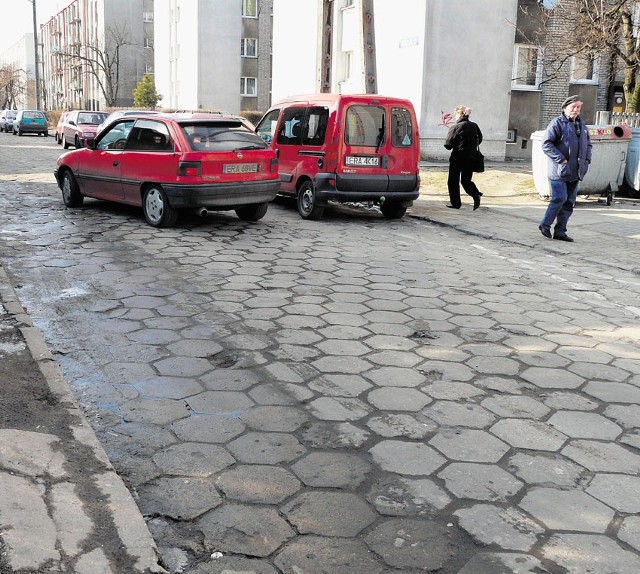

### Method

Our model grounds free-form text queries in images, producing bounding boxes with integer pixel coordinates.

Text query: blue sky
[0,0,67,55]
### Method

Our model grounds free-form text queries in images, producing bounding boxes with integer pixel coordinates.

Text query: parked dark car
[0,109,17,133]
[54,113,280,228]
[13,109,48,136]
[62,110,109,148]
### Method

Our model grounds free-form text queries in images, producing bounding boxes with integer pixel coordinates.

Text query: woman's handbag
[473,147,485,173]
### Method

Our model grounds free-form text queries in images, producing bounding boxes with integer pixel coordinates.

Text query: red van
[255,93,420,220]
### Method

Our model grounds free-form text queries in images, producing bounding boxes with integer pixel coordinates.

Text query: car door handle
[112,161,119,167]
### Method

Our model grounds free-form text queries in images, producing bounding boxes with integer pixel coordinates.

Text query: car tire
[380,202,407,220]
[63,135,70,149]
[74,135,80,148]
[297,180,324,220]
[61,170,83,207]
[235,202,269,222]
[143,185,178,228]
[17,128,22,136]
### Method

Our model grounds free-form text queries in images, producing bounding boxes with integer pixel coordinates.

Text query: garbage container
[532,124,632,205]
[624,127,640,192]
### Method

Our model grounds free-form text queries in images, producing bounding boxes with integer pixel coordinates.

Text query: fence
[595,111,640,127]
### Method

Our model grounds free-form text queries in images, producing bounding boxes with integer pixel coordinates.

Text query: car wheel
[297,180,324,220]
[235,202,269,222]
[74,135,80,148]
[61,171,83,207]
[143,185,178,228]
[63,135,70,149]
[17,128,22,136]
[55,132,60,144]
[380,202,407,220]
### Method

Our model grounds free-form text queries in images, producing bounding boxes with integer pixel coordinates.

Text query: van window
[301,107,329,146]
[345,105,385,147]
[256,109,280,144]
[391,107,413,147]
[277,107,305,145]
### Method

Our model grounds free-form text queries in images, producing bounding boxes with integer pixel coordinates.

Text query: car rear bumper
[162,180,280,209]
[16,124,47,133]
[313,173,420,204]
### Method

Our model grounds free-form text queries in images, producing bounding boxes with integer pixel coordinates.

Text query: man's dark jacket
[444,117,483,159]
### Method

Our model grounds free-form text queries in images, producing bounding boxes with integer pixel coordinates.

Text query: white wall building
[0,35,37,109]
[272,0,517,160]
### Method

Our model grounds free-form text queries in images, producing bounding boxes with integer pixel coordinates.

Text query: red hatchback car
[62,110,109,149]
[54,113,280,227]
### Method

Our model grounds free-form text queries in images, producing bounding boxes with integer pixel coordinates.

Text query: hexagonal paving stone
[430,429,510,463]
[619,516,640,552]
[455,504,544,551]
[166,339,224,358]
[481,395,550,419]
[274,536,386,574]
[133,376,203,400]
[119,398,190,426]
[239,405,308,432]
[367,387,431,411]
[562,440,640,473]
[584,381,640,404]
[586,474,640,513]
[127,329,182,345]
[364,366,426,387]
[216,465,301,504]
[185,391,255,415]
[508,452,586,488]
[291,452,372,488]
[364,518,462,571]
[367,476,451,516]
[136,477,222,520]
[422,381,485,400]
[366,413,436,439]
[227,432,306,464]
[282,491,376,537]
[188,556,278,574]
[199,368,260,391]
[369,440,446,475]
[308,374,372,397]
[422,401,495,428]
[152,443,235,476]
[300,422,370,449]
[154,356,214,377]
[548,411,622,440]
[521,367,584,389]
[457,553,544,574]
[309,397,372,421]
[198,503,294,557]
[542,533,640,573]
[438,462,524,501]
[311,355,372,374]
[170,414,245,443]
[520,487,614,532]
[490,419,567,451]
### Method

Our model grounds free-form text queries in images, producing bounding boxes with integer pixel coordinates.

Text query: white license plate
[345,156,380,167]
[223,163,259,173]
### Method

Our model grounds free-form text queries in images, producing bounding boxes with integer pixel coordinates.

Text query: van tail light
[270,158,278,172]
[177,161,201,176]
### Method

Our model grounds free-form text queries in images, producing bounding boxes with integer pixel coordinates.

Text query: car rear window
[78,112,107,125]
[391,107,414,148]
[7,111,16,119]
[23,111,45,119]
[181,122,268,152]
[345,105,385,147]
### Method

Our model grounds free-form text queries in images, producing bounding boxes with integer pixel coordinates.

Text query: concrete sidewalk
[0,265,166,574]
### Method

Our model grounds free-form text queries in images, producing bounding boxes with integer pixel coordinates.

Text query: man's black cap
[561,95,581,108]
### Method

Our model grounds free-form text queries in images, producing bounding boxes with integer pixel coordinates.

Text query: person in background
[444,105,483,211]
[538,95,592,242]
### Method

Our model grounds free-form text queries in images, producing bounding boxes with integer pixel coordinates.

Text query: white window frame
[242,0,258,18]
[241,38,258,58]
[241,77,257,96]
[512,44,543,90]
[570,53,600,84]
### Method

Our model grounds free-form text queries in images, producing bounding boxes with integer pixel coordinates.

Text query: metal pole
[31,0,41,110]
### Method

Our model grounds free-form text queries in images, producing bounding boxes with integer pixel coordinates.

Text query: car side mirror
[69,120,76,126]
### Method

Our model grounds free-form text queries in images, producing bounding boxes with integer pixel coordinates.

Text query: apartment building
[0,35,37,109]
[153,0,273,114]
[40,0,153,110]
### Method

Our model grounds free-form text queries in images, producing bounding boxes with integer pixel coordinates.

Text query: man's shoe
[538,225,552,239]
[553,234,574,242]
[473,195,481,211]
[446,205,460,209]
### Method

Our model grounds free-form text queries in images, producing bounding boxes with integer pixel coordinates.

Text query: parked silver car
[0,109,17,133]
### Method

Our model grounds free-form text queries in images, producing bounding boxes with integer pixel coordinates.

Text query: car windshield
[7,111,16,119]
[78,112,107,125]
[181,122,268,152]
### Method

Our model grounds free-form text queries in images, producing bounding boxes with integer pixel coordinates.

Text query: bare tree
[0,64,25,109]
[59,24,131,108]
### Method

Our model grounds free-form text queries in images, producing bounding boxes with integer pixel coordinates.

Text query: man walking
[538,95,592,242]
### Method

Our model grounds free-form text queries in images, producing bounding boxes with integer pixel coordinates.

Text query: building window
[571,53,599,84]
[512,44,542,90]
[242,0,257,18]
[241,77,257,96]
[144,37,153,49]
[143,12,154,23]
[241,38,258,57]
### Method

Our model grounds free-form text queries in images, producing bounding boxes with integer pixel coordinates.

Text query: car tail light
[177,161,201,176]
[270,158,278,172]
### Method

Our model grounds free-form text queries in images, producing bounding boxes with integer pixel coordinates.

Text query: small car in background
[54,113,280,228]
[62,110,109,148]
[0,109,17,133]
[96,109,160,135]
[55,111,71,145]
[13,109,48,136]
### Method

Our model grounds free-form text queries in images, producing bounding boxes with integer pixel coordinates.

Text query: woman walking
[444,105,483,210]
